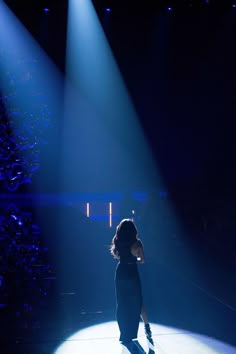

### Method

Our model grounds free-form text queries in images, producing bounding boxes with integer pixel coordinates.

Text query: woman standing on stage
[110,219,154,353]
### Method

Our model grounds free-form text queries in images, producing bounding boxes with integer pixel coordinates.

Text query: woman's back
[118,243,137,264]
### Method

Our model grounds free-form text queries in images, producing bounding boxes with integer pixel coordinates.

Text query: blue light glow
[64,0,160,193]
[0,1,63,192]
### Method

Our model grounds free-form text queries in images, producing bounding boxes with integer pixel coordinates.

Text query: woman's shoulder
[131,239,143,249]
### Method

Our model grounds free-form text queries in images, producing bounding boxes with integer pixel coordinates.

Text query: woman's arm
[131,239,145,263]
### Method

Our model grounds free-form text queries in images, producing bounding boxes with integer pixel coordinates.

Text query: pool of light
[54,321,236,354]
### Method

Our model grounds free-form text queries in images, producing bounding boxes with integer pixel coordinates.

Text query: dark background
[1,1,236,351]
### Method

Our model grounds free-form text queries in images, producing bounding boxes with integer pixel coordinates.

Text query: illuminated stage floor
[55,321,236,354]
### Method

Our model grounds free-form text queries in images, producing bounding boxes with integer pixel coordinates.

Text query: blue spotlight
[0,1,63,192]
[64,0,160,192]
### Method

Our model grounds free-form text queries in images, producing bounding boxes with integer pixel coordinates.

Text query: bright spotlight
[62,0,160,193]
[54,321,236,354]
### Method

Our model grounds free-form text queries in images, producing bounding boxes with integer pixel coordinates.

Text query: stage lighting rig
[3,0,67,12]
[92,0,236,13]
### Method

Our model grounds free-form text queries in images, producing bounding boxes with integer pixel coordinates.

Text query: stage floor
[53,321,236,354]
[1,303,236,354]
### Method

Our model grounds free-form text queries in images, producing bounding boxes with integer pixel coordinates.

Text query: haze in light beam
[63,0,159,192]
[0,1,63,191]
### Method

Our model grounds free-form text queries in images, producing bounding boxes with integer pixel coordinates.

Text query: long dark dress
[115,244,143,343]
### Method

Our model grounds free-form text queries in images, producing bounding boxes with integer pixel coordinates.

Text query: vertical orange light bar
[86,202,90,217]
[109,202,112,228]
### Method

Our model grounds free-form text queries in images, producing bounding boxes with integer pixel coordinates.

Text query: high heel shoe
[144,323,155,349]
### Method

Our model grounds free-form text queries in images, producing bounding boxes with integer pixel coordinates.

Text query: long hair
[110,219,138,259]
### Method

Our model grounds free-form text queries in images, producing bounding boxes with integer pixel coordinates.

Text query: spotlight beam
[0,0,64,191]
[63,0,159,192]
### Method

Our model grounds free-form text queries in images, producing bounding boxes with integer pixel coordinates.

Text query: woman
[110,219,154,353]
